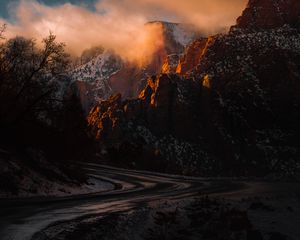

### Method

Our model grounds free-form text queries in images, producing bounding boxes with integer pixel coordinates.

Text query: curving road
[0,163,298,240]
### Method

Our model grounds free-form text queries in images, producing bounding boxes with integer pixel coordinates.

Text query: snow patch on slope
[172,24,198,46]
[0,148,114,199]
[72,50,122,84]
[70,50,123,111]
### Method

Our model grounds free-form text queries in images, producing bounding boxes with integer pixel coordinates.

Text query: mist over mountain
[0,0,247,57]
[70,21,202,111]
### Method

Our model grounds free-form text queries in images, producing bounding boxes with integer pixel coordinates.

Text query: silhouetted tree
[0,29,90,182]
[0,33,70,127]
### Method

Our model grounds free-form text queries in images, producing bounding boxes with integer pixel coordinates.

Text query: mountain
[70,50,122,111]
[70,22,202,112]
[87,0,300,177]
[235,0,300,30]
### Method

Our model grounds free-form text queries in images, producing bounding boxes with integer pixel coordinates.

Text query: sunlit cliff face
[0,0,247,65]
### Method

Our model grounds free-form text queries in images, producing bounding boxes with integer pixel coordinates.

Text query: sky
[0,0,96,18]
[0,0,247,62]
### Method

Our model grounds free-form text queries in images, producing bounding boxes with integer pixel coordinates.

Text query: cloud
[97,0,247,34]
[0,0,247,63]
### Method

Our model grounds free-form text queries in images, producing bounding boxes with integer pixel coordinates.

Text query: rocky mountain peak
[87,0,300,176]
[235,0,300,30]
[68,21,202,113]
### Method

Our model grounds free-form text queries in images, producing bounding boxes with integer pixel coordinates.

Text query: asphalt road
[0,163,299,240]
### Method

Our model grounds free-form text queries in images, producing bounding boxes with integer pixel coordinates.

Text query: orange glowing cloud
[97,0,248,34]
[0,0,247,63]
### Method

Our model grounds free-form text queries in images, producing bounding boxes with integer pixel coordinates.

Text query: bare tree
[0,33,70,126]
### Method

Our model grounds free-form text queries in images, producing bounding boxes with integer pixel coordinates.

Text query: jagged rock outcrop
[161,54,181,74]
[191,25,300,173]
[88,74,206,174]
[176,38,210,75]
[88,74,201,142]
[88,0,300,177]
[235,0,300,30]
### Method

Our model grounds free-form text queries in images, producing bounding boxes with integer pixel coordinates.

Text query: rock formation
[87,0,300,177]
[71,22,201,112]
